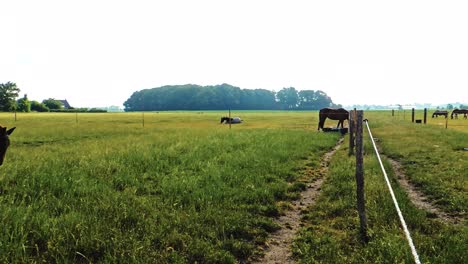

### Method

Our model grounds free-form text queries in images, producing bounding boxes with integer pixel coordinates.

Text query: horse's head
[0,126,15,166]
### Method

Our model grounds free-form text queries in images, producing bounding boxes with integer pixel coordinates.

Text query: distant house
[59,99,71,109]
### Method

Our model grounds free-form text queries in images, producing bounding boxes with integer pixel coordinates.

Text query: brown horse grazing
[0,126,15,166]
[318,108,349,130]
[432,110,448,118]
[451,109,468,119]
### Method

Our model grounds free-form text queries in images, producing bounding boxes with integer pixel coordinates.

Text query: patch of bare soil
[252,138,344,264]
[386,156,464,225]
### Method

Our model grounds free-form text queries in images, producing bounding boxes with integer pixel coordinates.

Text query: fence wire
[364,120,421,264]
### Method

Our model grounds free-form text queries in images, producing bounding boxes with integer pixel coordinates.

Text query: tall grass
[0,111,338,263]
[2,111,466,263]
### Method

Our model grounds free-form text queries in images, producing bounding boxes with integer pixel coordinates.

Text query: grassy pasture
[294,110,467,263]
[366,110,467,215]
[0,111,338,263]
[388,109,468,132]
[0,111,466,263]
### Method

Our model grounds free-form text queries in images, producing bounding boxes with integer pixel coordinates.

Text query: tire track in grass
[385,156,464,225]
[253,137,344,264]
[372,138,464,225]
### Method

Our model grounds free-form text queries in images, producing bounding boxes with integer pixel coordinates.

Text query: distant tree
[313,90,334,109]
[298,90,316,109]
[297,90,335,110]
[446,104,454,110]
[17,94,31,112]
[31,101,50,112]
[0,82,20,111]
[277,87,299,109]
[459,104,467,109]
[42,98,63,110]
[240,89,277,109]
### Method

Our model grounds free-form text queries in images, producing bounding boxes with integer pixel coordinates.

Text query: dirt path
[253,138,344,264]
[385,156,464,225]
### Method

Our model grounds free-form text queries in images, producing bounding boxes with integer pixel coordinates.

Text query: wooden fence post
[423,108,427,124]
[392,109,394,117]
[142,112,145,127]
[349,110,355,155]
[412,108,415,123]
[355,111,368,242]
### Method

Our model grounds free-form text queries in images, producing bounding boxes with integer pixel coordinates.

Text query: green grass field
[0,111,466,263]
[294,110,467,263]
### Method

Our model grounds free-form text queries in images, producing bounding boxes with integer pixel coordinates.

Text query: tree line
[0,82,108,112]
[124,84,340,111]
[0,82,68,112]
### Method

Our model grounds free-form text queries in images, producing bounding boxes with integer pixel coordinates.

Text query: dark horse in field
[318,108,349,130]
[220,116,242,124]
[451,109,468,119]
[0,126,15,166]
[432,110,448,118]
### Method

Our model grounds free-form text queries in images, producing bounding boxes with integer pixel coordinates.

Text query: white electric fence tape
[364,120,421,264]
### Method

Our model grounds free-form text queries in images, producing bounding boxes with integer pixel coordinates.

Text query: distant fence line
[390,108,468,129]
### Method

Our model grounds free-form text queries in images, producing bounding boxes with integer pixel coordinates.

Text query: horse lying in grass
[220,117,242,124]
[451,109,468,119]
[0,126,15,166]
[432,110,448,118]
[318,108,349,130]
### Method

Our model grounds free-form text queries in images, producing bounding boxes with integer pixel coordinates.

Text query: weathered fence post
[423,108,427,124]
[392,109,394,117]
[349,109,356,155]
[412,108,415,123]
[355,111,368,242]
[142,112,145,127]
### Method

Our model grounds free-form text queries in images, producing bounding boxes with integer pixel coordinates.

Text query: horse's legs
[337,120,343,128]
[318,116,325,131]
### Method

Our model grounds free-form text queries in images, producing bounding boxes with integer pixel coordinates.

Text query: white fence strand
[364,120,421,264]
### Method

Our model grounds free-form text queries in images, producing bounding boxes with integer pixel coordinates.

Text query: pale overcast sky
[1,0,467,108]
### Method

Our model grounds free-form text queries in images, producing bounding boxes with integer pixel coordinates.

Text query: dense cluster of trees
[124,84,339,111]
